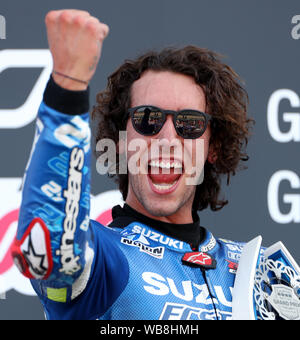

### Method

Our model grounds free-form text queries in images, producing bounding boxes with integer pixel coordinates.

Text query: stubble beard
[128,173,197,219]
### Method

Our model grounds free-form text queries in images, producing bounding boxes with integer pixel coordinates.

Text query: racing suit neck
[110,204,204,250]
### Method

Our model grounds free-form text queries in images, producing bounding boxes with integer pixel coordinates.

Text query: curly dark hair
[92,45,254,212]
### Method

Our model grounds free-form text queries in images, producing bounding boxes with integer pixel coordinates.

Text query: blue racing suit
[12,77,246,320]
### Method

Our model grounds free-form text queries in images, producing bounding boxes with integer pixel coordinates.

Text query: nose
[157,115,179,141]
[153,115,182,159]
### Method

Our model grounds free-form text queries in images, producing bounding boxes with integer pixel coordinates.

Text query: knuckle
[60,10,73,24]
[45,10,57,25]
[85,19,109,40]
[73,14,86,27]
[85,18,100,34]
[101,23,110,37]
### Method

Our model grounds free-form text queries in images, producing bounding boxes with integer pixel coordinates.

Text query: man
[12,9,252,320]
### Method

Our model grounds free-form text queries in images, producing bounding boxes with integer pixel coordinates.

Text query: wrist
[52,71,89,91]
[43,75,90,115]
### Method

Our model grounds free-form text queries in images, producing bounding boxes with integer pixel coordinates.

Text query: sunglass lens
[132,107,164,135]
[175,112,207,138]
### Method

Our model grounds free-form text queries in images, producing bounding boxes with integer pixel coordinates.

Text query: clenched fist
[45,9,109,90]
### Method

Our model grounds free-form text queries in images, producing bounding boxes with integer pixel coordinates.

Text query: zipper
[201,268,219,320]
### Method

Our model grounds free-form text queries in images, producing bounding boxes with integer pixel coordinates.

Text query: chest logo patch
[121,237,165,259]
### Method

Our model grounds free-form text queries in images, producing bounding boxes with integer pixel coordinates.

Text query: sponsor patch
[160,302,232,320]
[225,259,238,274]
[11,217,53,280]
[56,147,84,276]
[227,250,241,261]
[129,224,184,250]
[47,287,67,303]
[182,252,216,269]
[121,237,165,259]
[200,235,217,252]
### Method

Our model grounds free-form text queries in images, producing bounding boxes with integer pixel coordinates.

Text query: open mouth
[147,159,183,194]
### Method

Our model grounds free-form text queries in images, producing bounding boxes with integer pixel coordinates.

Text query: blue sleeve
[32,220,129,320]
[12,93,128,316]
[13,101,92,284]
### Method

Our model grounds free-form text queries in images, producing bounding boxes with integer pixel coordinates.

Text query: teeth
[149,160,182,169]
[152,181,177,191]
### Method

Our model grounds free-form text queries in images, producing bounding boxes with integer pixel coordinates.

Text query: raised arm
[12,9,109,285]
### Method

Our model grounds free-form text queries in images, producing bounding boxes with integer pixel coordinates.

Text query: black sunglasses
[126,105,212,139]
